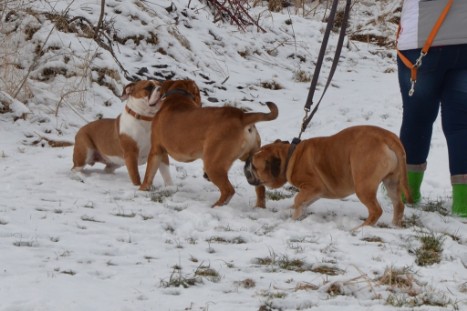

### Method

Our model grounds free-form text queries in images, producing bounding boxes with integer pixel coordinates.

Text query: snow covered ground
[1,1,466,310]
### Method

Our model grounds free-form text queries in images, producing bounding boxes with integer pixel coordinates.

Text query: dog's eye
[145,85,155,93]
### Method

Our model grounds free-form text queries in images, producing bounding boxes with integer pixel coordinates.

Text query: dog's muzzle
[244,157,261,186]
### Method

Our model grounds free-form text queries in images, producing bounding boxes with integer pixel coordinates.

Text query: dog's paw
[293,214,308,221]
[69,170,85,183]
[139,184,153,191]
[291,207,305,220]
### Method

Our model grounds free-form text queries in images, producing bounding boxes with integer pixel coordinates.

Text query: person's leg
[405,164,426,203]
[452,178,467,216]
[397,48,444,202]
[440,66,467,216]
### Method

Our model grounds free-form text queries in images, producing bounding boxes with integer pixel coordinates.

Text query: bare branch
[94,0,105,39]
[205,0,266,33]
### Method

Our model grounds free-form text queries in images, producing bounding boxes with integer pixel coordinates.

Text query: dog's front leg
[255,185,266,208]
[119,135,141,185]
[124,151,141,186]
[291,187,319,220]
[139,149,162,191]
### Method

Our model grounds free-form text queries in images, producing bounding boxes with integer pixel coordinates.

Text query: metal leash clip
[409,79,416,97]
[409,51,427,97]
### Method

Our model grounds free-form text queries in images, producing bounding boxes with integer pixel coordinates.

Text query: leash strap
[300,0,351,139]
[285,0,351,169]
[397,0,453,96]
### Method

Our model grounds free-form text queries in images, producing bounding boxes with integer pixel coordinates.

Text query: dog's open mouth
[149,98,161,107]
[148,85,163,107]
[149,92,164,107]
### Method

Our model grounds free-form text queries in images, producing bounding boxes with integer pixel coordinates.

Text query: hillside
[1,1,466,311]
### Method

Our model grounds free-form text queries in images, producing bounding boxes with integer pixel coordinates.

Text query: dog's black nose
[244,157,260,186]
[244,157,252,177]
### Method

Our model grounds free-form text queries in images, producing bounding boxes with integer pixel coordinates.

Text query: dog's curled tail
[242,101,278,126]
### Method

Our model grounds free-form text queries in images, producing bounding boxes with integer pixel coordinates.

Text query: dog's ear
[273,139,289,144]
[121,82,136,100]
[270,156,281,178]
[160,80,175,93]
[188,80,202,107]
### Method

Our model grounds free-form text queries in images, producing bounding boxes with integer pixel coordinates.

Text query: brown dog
[244,125,412,228]
[72,80,173,186]
[139,79,279,207]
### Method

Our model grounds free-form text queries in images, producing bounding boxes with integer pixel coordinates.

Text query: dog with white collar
[72,80,173,186]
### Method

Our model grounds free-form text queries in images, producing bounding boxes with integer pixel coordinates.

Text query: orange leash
[397,0,453,96]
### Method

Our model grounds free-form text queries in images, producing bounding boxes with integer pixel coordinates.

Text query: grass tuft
[414,233,444,266]
[377,266,414,289]
[277,256,305,271]
[254,252,343,274]
[361,236,384,243]
[194,264,221,283]
[295,282,319,291]
[266,190,294,201]
[375,266,458,308]
[206,236,246,244]
[403,213,422,228]
[150,188,175,203]
[113,211,136,218]
[293,69,311,82]
[13,241,36,247]
[386,292,456,308]
[260,80,283,90]
[236,278,256,289]
[160,265,201,289]
[420,199,449,216]
[81,215,104,223]
[459,282,467,294]
[311,264,344,276]
[326,282,343,296]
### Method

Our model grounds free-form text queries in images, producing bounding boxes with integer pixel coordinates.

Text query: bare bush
[204,0,266,32]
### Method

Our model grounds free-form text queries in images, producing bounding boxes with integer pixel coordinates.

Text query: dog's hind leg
[203,147,237,206]
[159,153,173,187]
[355,187,383,227]
[204,159,235,207]
[383,175,405,227]
[104,164,119,174]
[206,170,235,207]
[72,132,93,171]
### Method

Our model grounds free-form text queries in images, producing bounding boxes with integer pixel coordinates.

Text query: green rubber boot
[404,171,424,204]
[452,184,467,217]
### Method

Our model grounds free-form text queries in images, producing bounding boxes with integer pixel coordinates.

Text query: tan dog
[139,79,279,207]
[72,80,173,186]
[244,125,412,228]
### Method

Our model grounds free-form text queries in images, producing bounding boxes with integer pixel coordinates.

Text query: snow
[0,1,466,310]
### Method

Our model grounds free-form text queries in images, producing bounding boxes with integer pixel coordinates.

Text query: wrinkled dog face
[121,80,163,114]
[244,156,261,186]
[244,142,288,189]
